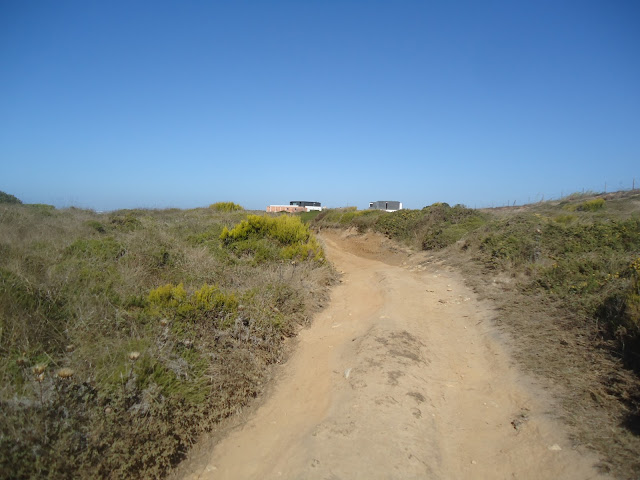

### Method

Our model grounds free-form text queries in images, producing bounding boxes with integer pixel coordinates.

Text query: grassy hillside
[314,191,640,477]
[0,205,334,479]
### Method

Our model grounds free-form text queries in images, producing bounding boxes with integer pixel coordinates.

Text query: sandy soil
[181,230,609,480]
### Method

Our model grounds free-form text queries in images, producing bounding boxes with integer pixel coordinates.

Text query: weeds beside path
[0,205,335,479]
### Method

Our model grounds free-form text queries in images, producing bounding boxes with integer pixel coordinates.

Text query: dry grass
[0,205,335,479]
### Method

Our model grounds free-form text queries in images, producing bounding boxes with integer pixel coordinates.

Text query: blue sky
[1,1,639,211]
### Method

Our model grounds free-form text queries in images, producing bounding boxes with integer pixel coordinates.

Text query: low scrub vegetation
[209,201,244,212]
[0,204,333,479]
[316,203,487,250]
[221,214,324,262]
[297,210,322,224]
[468,207,640,369]
[563,197,606,212]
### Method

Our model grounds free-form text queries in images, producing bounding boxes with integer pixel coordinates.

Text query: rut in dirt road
[184,231,608,480]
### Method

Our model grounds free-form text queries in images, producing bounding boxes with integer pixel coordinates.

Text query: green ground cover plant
[316,203,487,248]
[466,209,640,365]
[0,204,334,479]
[297,210,322,224]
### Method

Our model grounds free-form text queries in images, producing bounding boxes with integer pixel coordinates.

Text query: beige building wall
[266,205,306,213]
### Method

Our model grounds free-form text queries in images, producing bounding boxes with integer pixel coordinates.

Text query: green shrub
[597,257,640,367]
[297,210,322,224]
[476,216,640,269]
[148,283,188,310]
[313,203,486,249]
[352,209,384,233]
[566,190,598,199]
[468,213,640,367]
[0,267,68,355]
[209,202,244,212]
[422,216,487,250]
[420,206,487,250]
[87,220,106,233]
[192,284,239,315]
[374,209,423,239]
[224,237,281,262]
[109,212,142,231]
[563,197,606,212]
[187,225,224,246]
[0,191,21,204]
[361,204,486,249]
[553,214,576,225]
[578,198,606,211]
[147,283,238,327]
[26,203,55,215]
[480,231,537,266]
[312,207,360,226]
[66,237,125,261]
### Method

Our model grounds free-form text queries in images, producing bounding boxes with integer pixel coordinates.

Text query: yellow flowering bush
[220,214,323,261]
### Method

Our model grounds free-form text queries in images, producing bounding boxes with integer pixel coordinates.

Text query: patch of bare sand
[178,229,609,479]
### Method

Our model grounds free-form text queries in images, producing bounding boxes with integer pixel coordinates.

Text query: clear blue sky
[1,1,639,211]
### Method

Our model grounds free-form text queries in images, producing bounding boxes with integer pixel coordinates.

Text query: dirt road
[185,231,608,479]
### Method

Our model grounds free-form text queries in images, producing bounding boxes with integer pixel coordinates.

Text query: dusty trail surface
[186,231,607,480]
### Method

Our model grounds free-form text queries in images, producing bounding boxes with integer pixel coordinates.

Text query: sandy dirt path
[185,231,608,480]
